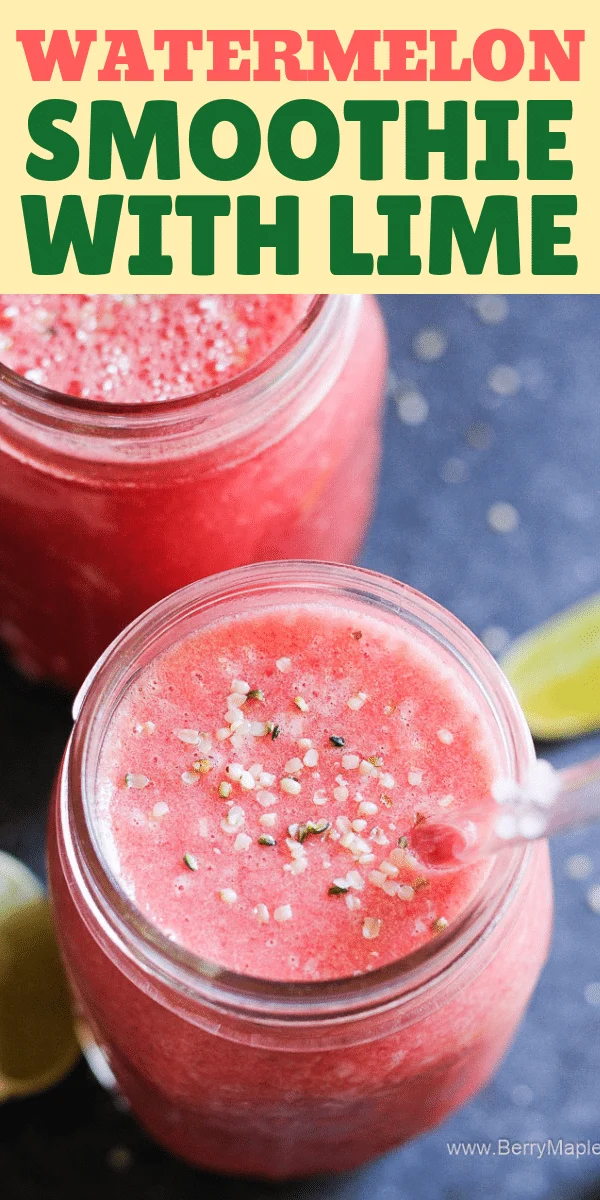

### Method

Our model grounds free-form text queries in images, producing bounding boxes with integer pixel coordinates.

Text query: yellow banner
[0,0,596,292]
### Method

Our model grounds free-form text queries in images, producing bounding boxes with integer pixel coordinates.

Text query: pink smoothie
[0,295,386,688]
[97,604,497,979]
[0,294,309,403]
[49,583,552,1177]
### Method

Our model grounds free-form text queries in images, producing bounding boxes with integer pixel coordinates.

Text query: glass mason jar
[0,295,386,690]
[47,561,553,1180]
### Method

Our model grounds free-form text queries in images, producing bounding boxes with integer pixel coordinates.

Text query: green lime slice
[500,593,600,740]
[0,851,80,1101]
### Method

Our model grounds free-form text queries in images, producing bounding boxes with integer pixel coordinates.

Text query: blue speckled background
[2,294,600,1200]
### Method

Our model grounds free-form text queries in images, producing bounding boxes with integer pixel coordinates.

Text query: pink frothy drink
[0,294,386,688]
[0,295,309,404]
[48,563,553,1178]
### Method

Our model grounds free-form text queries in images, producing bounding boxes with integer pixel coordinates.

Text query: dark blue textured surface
[2,294,600,1200]
[358,294,600,1200]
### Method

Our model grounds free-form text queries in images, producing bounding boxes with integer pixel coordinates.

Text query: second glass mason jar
[0,295,386,689]
[48,562,553,1179]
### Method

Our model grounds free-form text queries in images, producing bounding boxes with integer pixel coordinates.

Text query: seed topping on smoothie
[362,917,382,940]
[431,916,449,934]
[0,295,311,403]
[99,606,498,980]
[124,772,150,790]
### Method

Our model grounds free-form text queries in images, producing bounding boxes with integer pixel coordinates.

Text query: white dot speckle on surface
[413,327,448,361]
[473,295,509,324]
[466,421,494,451]
[565,853,594,880]
[481,625,511,656]
[488,364,520,396]
[487,502,520,534]
[505,1170,547,1198]
[572,557,599,587]
[584,981,600,1006]
[517,357,548,394]
[562,493,595,522]
[440,457,468,485]
[396,389,429,426]
[106,1146,133,1172]
[511,1083,534,1107]
[587,884,600,914]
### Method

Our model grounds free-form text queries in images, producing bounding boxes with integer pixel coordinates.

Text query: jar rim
[61,560,536,1027]
[0,294,325,416]
[0,295,355,464]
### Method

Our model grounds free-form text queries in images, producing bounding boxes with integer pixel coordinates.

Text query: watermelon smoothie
[48,562,553,1178]
[0,294,386,689]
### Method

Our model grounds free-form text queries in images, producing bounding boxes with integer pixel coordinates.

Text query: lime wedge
[500,594,600,740]
[0,851,79,1101]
